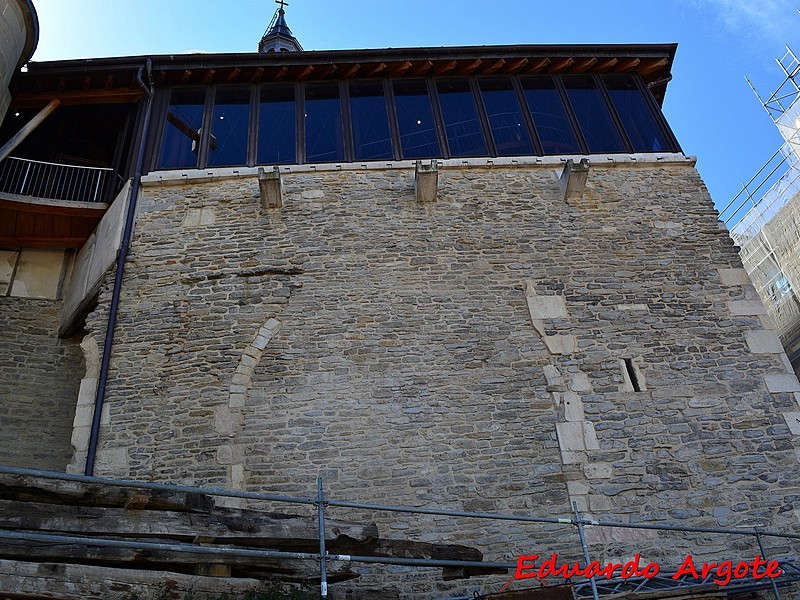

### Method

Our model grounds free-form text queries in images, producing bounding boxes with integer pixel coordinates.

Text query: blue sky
[28,0,800,214]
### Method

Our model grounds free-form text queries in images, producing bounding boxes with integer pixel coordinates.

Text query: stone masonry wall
[0,297,83,470]
[86,161,800,598]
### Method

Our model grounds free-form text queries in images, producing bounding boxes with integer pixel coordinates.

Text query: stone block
[556,422,585,453]
[566,480,591,496]
[559,158,589,202]
[544,335,576,355]
[728,300,767,316]
[765,374,800,394]
[543,365,564,388]
[414,160,438,203]
[584,462,613,480]
[10,248,65,299]
[95,448,128,473]
[259,166,283,209]
[745,330,784,355]
[563,391,584,422]
[718,268,751,287]
[616,304,649,312]
[583,422,600,450]
[784,413,800,436]
[525,293,567,320]
[569,371,592,392]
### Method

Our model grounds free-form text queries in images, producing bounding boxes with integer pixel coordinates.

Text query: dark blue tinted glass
[604,75,671,153]
[208,87,250,167]
[305,84,344,163]
[158,89,206,170]
[258,85,296,164]
[393,80,440,159]
[563,76,626,153]
[436,79,487,157]
[521,77,581,155]
[349,81,393,161]
[479,78,534,156]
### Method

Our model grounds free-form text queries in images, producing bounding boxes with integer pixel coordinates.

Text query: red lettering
[700,562,718,579]
[642,562,660,578]
[714,562,733,586]
[672,554,700,580]
[733,561,749,578]
[751,555,769,580]
[563,562,585,579]
[515,555,539,580]
[537,553,560,578]
[766,561,784,578]
[622,554,644,578]
[595,562,623,579]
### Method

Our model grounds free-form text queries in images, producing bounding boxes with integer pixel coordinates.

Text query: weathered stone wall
[0,297,83,470]
[87,160,800,597]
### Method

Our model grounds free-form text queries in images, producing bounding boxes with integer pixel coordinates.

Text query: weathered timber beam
[11,89,144,109]
[0,540,357,583]
[0,499,376,546]
[0,99,60,162]
[0,472,216,513]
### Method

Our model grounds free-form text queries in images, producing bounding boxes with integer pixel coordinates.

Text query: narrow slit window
[521,77,581,155]
[208,87,250,167]
[393,80,440,159]
[603,75,671,153]
[258,85,296,165]
[436,78,487,157]
[623,358,644,392]
[157,89,206,170]
[349,81,393,161]
[479,78,534,156]
[305,84,344,163]
[563,76,626,154]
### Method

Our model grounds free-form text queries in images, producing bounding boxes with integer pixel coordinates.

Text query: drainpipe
[85,60,155,476]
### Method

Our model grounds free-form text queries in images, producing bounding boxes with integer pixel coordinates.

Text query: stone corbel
[415,160,439,203]
[559,158,589,203]
[258,166,282,209]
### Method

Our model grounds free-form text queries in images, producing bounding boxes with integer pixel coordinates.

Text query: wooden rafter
[364,62,387,77]
[296,65,315,81]
[484,58,506,74]
[506,58,529,74]
[639,57,669,75]
[434,60,458,76]
[594,58,619,73]
[202,69,216,85]
[320,65,337,79]
[273,66,289,81]
[104,74,114,90]
[548,57,574,74]
[82,76,91,91]
[389,61,413,77]
[572,57,597,73]
[523,57,550,74]
[249,67,264,83]
[613,57,641,72]
[456,59,482,75]
[179,70,192,85]
[410,60,433,76]
[224,68,242,83]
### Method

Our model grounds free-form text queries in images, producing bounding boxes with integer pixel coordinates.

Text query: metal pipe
[318,477,329,598]
[0,98,60,162]
[85,60,155,476]
[573,502,600,600]
[756,529,782,600]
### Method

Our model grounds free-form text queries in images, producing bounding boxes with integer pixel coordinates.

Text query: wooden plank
[0,236,89,248]
[0,539,358,582]
[522,57,550,74]
[410,60,434,76]
[10,89,143,109]
[506,58,529,74]
[0,472,216,513]
[434,61,457,76]
[548,57,574,73]
[0,208,17,236]
[572,57,598,73]
[0,499,378,547]
[456,59,482,75]
[341,64,361,78]
[388,61,413,77]
[484,58,506,74]
[613,57,641,72]
[0,198,107,217]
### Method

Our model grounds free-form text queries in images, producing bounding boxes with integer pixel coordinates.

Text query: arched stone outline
[215,318,282,497]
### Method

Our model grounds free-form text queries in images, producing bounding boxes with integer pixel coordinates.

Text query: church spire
[258,0,303,53]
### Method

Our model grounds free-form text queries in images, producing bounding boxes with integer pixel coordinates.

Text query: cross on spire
[275,0,289,11]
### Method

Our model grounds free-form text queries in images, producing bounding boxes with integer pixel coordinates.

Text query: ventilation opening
[624,358,643,392]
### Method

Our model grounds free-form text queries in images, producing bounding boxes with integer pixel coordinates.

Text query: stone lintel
[718,268,751,287]
[745,330,785,355]
[765,374,800,394]
[559,158,589,202]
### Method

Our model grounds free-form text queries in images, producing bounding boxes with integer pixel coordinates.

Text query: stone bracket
[559,158,589,203]
[258,166,282,209]
[415,160,439,203]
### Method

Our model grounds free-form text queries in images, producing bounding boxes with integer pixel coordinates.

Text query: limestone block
[230,464,246,489]
[784,412,800,436]
[563,391,585,422]
[544,334,576,355]
[616,304,649,312]
[259,166,283,209]
[718,268,751,287]
[415,160,438,203]
[583,422,600,450]
[183,208,202,227]
[765,374,800,394]
[569,371,592,392]
[728,300,767,316]
[559,158,589,202]
[229,393,246,408]
[543,364,564,387]
[525,293,567,320]
[302,189,324,199]
[217,444,245,465]
[561,451,586,465]
[745,330,785,355]
[584,462,613,479]
[566,480,591,496]
[77,378,99,408]
[588,493,613,511]
[556,422,585,453]
[10,248,65,299]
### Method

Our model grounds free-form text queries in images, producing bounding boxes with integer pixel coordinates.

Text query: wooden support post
[559,158,590,203]
[0,99,61,163]
[415,160,439,203]
[259,166,283,209]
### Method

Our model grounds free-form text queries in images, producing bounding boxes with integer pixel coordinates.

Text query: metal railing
[1,465,799,600]
[0,156,112,204]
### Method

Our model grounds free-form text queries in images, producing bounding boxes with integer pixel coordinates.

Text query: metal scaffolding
[721,47,800,363]
[1,466,799,600]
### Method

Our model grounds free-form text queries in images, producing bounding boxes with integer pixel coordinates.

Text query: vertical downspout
[85,60,155,476]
